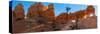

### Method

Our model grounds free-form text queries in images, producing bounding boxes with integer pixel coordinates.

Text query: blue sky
[11,1,97,16]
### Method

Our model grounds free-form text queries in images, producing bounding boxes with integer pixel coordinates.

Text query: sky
[11,1,97,16]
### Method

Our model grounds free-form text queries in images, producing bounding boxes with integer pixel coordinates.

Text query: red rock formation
[56,5,95,20]
[27,4,37,18]
[27,3,55,24]
[70,5,95,20]
[12,4,29,33]
[43,4,55,21]
[13,4,25,20]
[86,5,95,14]
[12,2,96,32]
[55,5,96,30]
[27,2,44,19]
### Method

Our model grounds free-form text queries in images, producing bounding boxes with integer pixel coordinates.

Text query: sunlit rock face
[72,20,76,23]
[26,3,55,31]
[13,4,25,20]
[73,5,95,20]
[27,2,44,19]
[86,5,95,17]
[89,13,94,17]
[27,3,55,19]
[43,6,48,11]
[43,4,55,21]
[86,5,95,14]
[55,5,96,30]
[27,3,55,24]
[81,5,95,19]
